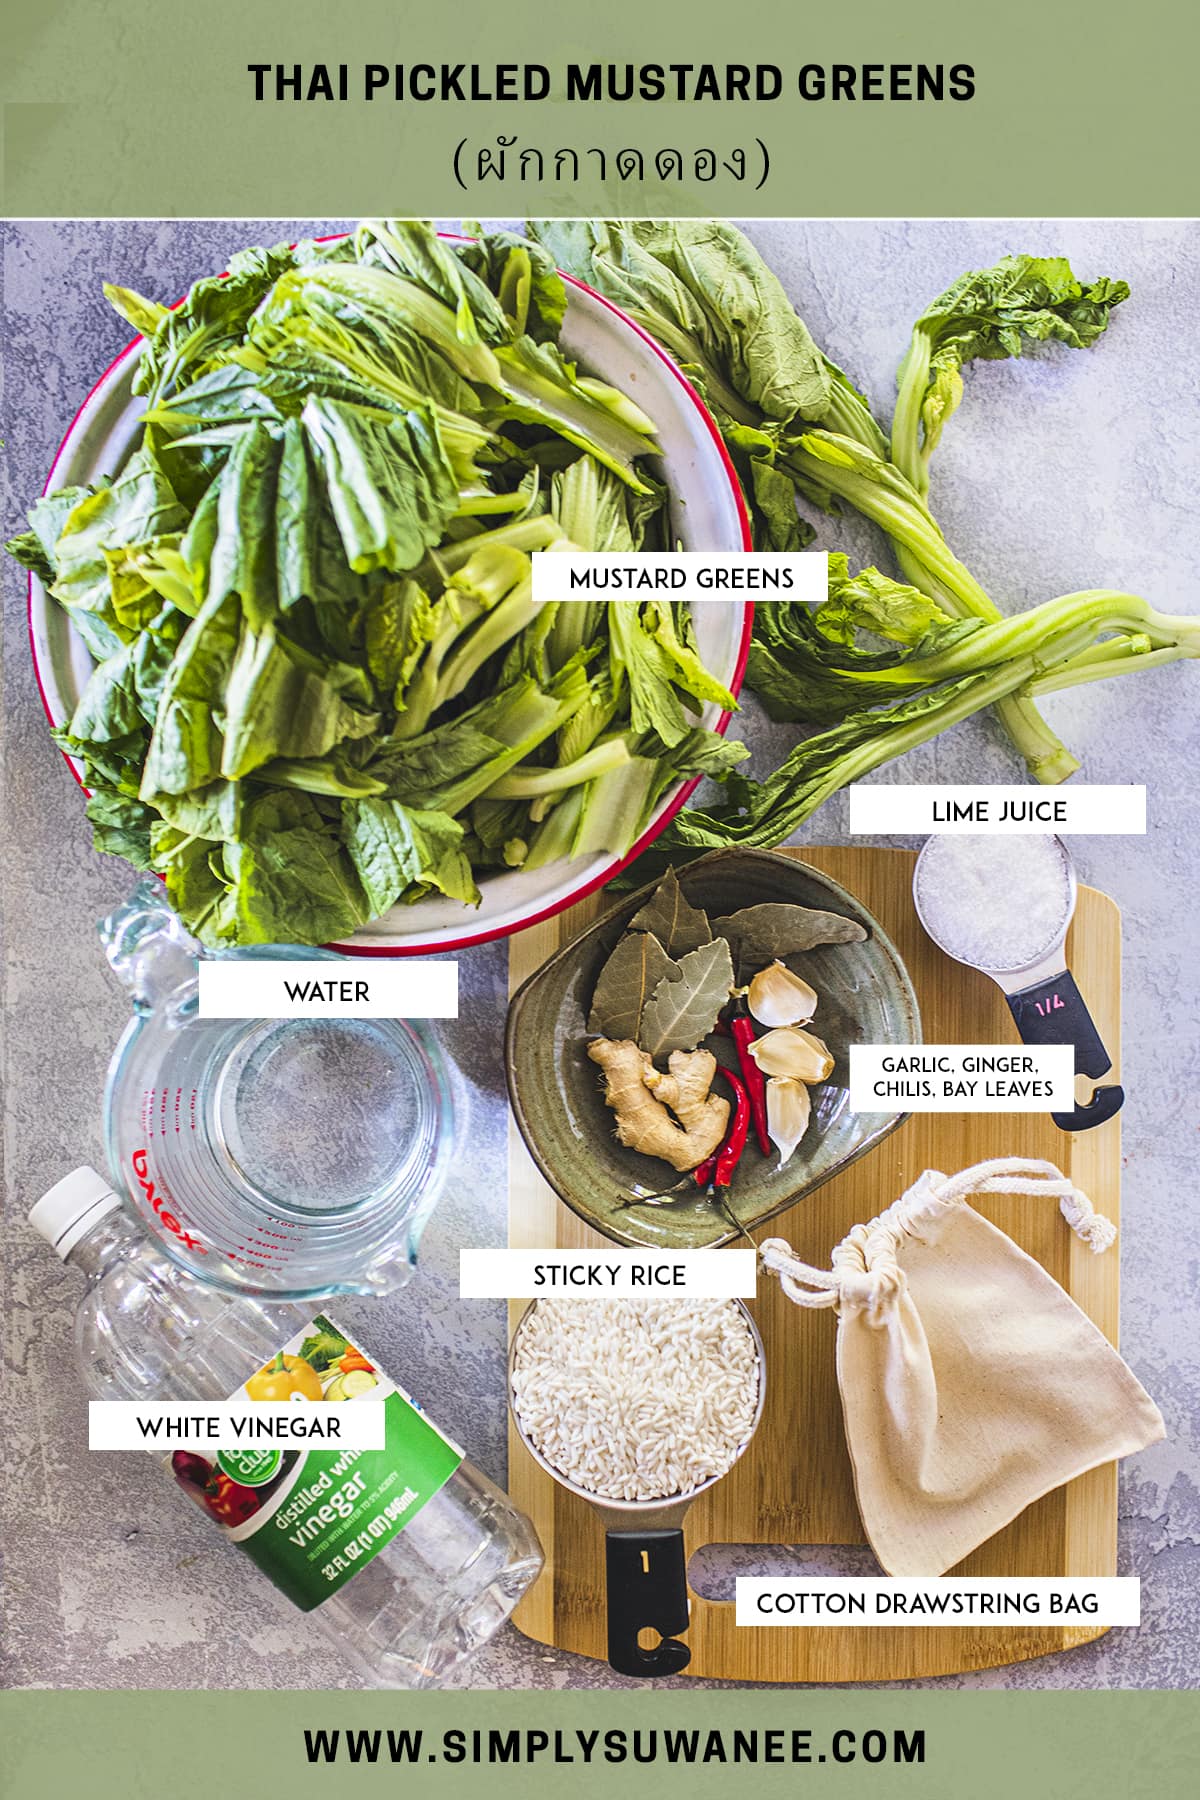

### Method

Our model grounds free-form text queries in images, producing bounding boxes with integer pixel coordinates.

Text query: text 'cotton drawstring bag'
[759,1158,1164,1577]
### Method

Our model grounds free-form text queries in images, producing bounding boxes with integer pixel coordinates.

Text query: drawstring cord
[759,1156,1117,1312]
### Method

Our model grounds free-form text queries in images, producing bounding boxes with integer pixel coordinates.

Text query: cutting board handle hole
[688,1542,878,1601]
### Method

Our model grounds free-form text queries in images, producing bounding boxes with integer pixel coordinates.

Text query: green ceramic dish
[505,848,922,1248]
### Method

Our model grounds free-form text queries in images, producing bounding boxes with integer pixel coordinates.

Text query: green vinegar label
[234,1391,463,1609]
[172,1314,463,1612]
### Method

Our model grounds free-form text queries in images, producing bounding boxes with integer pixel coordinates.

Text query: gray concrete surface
[2,218,1197,1692]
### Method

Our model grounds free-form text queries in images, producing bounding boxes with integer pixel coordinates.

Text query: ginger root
[588,1038,729,1172]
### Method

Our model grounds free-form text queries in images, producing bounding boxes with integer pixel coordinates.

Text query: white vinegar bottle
[31,1168,543,1689]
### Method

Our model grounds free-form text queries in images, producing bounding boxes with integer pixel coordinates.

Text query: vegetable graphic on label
[296,1324,350,1371]
[245,1352,324,1402]
[326,1369,379,1401]
[204,1470,270,1526]
[171,1449,295,1525]
[341,1370,378,1395]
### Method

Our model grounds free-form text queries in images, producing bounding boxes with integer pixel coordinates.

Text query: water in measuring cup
[114,1010,452,1296]
[99,881,454,1296]
[31,1172,543,1689]
[214,1017,430,1212]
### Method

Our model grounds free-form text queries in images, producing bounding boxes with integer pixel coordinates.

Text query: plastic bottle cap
[29,1166,121,1260]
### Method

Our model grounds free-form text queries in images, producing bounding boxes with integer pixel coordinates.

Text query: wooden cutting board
[506,847,1122,1681]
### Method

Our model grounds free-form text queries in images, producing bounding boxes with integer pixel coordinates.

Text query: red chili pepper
[694,1066,751,1191]
[694,1065,751,1193]
[713,1068,750,1187]
[728,995,770,1156]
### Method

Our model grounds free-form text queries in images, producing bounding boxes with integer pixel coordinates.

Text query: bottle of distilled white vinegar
[31,1168,543,1689]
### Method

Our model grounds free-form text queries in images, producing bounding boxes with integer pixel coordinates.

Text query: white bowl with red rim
[27,246,753,955]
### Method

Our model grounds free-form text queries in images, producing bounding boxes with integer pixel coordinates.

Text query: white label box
[531,550,828,604]
[459,1248,757,1299]
[848,783,1147,835]
[737,1576,1140,1628]
[198,959,458,1018]
[89,1400,386,1451]
[849,1044,1075,1112]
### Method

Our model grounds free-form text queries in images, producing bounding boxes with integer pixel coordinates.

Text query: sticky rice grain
[510,1298,760,1502]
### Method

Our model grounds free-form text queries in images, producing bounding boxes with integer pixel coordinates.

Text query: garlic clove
[766,1076,812,1165]
[747,1026,835,1083]
[747,959,818,1028]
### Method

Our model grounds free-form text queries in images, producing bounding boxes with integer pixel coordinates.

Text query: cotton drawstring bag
[759,1158,1164,1576]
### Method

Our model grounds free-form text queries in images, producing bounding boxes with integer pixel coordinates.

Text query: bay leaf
[627,866,712,958]
[639,935,734,1060]
[587,930,679,1042]
[712,903,867,979]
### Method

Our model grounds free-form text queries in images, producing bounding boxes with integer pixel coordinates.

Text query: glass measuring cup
[913,836,1124,1133]
[100,880,455,1299]
[508,1299,765,1678]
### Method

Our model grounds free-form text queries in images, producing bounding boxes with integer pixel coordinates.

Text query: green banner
[2,1690,1199,1797]
[2,0,1198,216]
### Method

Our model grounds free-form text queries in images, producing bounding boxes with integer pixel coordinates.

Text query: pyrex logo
[131,1150,207,1254]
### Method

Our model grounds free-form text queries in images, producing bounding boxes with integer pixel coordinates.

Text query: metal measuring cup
[913,835,1124,1133]
[508,1299,765,1678]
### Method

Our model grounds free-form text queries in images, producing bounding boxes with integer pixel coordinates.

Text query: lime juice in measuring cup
[101,879,455,1299]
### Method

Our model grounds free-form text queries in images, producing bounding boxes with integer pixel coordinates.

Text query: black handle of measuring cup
[606,1529,692,1678]
[1006,970,1125,1133]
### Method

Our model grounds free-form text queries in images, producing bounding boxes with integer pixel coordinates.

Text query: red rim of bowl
[27,234,755,957]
